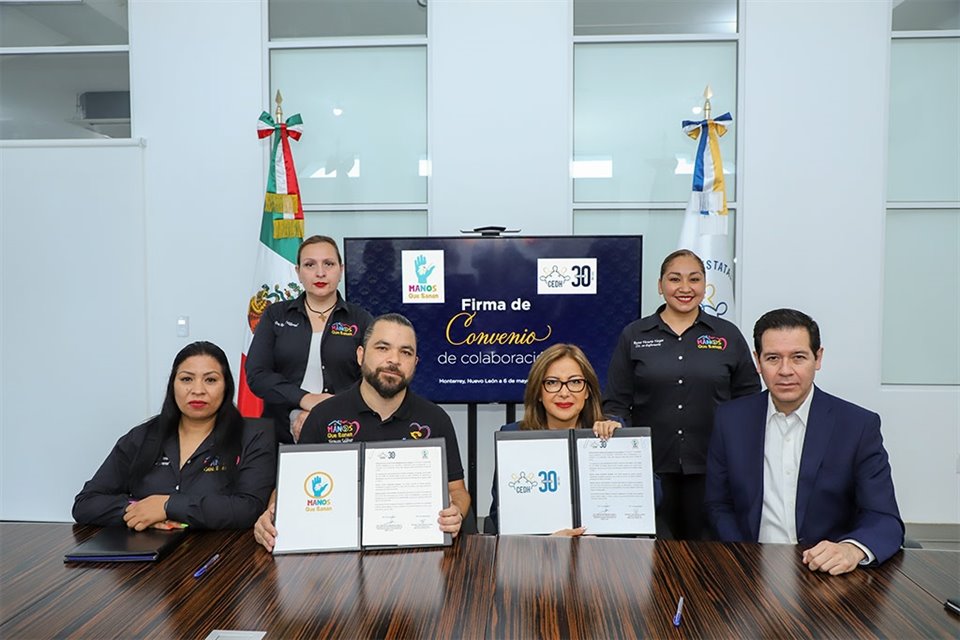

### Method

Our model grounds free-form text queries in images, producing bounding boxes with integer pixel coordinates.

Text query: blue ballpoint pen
[673,596,684,627]
[193,553,221,579]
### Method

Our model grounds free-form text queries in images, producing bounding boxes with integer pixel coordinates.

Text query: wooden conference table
[1,522,957,639]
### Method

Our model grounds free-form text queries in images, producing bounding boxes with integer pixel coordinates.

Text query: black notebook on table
[64,527,187,563]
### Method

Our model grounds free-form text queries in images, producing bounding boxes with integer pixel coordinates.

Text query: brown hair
[659,249,705,279]
[519,343,603,430]
[297,235,342,266]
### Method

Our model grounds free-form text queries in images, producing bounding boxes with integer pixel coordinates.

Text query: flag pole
[677,86,735,318]
[237,94,306,417]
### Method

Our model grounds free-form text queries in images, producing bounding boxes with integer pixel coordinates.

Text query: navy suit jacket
[704,387,903,564]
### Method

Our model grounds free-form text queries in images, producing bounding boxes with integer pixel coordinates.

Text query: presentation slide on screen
[345,236,642,404]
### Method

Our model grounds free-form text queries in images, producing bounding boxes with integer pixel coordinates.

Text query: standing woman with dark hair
[246,235,372,444]
[603,250,760,540]
[73,341,275,530]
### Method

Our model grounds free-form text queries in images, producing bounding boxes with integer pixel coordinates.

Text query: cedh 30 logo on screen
[537,258,597,295]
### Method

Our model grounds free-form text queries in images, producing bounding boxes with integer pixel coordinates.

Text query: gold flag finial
[703,85,713,120]
[275,90,283,122]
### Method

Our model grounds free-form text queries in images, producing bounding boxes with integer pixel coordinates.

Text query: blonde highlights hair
[519,343,603,430]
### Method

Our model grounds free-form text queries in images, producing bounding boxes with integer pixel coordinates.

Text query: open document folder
[495,427,655,536]
[273,440,451,554]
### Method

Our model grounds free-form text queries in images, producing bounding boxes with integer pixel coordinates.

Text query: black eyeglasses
[542,378,587,393]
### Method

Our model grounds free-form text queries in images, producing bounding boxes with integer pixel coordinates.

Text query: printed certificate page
[361,441,448,548]
[273,445,361,554]
[495,432,573,535]
[575,429,656,535]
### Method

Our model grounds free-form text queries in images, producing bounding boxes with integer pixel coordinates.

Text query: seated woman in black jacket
[73,341,275,530]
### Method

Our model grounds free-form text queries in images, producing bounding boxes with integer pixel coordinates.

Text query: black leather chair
[460,505,479,535]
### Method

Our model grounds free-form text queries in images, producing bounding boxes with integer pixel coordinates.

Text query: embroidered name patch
[633,339,664,349]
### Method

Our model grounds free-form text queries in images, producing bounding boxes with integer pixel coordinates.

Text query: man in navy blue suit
[705,309,903,575]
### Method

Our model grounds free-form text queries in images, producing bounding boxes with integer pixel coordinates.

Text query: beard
[362,362,410,399]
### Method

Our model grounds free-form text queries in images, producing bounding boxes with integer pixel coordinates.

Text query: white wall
[739,0,959,524]
[429,0,572,236]
[0,0,265,520]
[0,142,148,520]
[1,0,956,525]
[130,0,264,407]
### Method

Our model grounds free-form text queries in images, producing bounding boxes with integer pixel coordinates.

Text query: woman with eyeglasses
[486,343,659,535]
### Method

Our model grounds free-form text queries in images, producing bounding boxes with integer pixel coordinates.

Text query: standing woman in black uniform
[602,250,760,540]
[246,235,372,444]
[73,341,275,530]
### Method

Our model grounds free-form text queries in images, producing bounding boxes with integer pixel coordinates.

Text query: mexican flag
[237,110,305,417]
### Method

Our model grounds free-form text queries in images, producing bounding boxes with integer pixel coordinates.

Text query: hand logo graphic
[311,475,328,497]
[414,254,435,284]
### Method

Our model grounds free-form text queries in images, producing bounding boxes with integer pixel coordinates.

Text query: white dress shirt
[758,389,875,564]
[289,331,325,434]
[758,391,812,544]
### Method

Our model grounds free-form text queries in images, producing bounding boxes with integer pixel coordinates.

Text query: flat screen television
[344,235,642,404]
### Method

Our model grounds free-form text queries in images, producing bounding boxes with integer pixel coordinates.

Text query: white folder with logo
[495,431,574,535]
[273,444,361,554]
[273,440,450,554]
[495,428,655,537]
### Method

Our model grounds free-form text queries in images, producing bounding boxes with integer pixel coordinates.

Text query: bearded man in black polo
[253,313,470,551]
